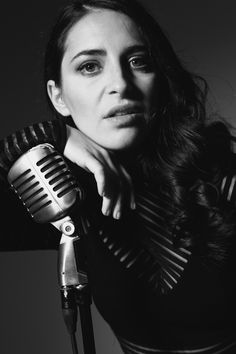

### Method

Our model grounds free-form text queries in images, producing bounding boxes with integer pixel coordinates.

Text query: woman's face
[48,9,157,150]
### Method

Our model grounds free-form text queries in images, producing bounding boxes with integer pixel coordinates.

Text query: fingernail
[131,202,136,210]
[114,211,121,220]
[103,209,110,216]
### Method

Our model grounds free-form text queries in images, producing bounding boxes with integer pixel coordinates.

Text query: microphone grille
[7,144,82,223]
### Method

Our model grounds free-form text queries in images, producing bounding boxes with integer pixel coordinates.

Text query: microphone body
[7,143,87,287]
[7,143,81,223]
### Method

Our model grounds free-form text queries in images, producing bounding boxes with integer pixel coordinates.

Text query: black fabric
[0,178,60,251]
[0,121,236,352]
[83,202,236,351]
[117,335,236,354]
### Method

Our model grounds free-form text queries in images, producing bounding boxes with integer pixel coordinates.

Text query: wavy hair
[44,0,235,263]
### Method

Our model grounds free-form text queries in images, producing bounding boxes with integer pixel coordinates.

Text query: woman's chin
[100,133,145,151]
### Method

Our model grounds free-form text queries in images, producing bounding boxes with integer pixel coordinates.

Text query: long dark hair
[44,0,235,263]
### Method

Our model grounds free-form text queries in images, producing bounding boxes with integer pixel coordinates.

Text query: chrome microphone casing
[7,143,87,288]
[7,143,80,223]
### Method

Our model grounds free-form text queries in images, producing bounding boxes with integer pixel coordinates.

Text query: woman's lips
[104,104,144,126]
[104,112,143,126]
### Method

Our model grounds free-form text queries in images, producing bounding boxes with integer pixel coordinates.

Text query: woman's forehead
[64,9,145,55]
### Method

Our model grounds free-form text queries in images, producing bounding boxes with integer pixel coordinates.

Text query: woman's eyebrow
[70,49,106,62]
[124,44,147,55]
[70,44,147,63]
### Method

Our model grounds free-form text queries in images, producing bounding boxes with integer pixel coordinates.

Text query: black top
[0,120,236,353]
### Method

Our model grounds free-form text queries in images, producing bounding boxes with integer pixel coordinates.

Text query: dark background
[0,1,235,353]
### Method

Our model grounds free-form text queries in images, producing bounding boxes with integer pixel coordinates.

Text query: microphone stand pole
[75,283,96,354]
[52,216,96,354]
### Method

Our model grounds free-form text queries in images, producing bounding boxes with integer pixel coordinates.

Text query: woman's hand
[64,125,136,219]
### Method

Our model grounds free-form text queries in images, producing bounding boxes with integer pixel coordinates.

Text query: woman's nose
[106,64,131,97]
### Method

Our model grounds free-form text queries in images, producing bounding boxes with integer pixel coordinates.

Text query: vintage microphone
[7,143,96,354]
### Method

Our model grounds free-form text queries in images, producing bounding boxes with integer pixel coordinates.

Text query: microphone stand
[52,216,96,354]
[7,143,95,353]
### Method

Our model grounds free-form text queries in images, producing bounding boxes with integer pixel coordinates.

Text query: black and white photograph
[0,1,236,353]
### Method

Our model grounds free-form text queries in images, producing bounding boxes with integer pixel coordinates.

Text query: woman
[1,0,236,352]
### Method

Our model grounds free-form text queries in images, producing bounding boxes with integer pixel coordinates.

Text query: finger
[84,155,120,217]
[102,158,134,216]
[104,162,125,218]
[112,193,123,220]
[84,157,106,196]
[101,195,113,216]
[119,165,136,210]
[96,152,122,198]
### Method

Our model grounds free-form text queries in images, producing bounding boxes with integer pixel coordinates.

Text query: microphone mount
[7,143,96,354]
[52,215,88,288]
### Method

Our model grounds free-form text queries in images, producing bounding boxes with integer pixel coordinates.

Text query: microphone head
[7,144,82,223]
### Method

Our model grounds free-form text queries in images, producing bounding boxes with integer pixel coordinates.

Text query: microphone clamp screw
[61,221,75,236]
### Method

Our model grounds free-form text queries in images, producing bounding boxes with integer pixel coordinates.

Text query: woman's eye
[78,62,101,75]
[129,56,152,71]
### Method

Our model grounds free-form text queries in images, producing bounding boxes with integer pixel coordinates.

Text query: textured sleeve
[0,119,67,181]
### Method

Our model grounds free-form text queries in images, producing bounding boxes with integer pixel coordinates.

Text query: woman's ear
[47,80,70,116]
